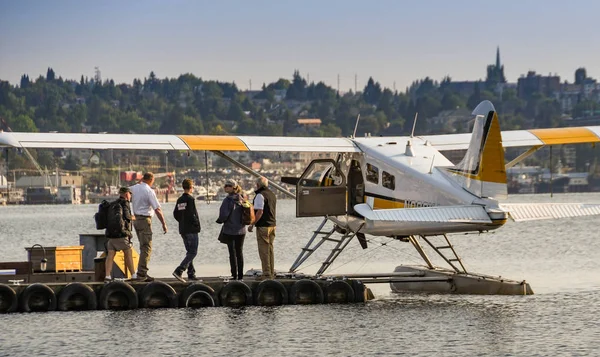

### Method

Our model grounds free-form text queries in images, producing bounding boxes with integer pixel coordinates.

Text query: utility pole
[165,151,169,174]
[4,148,8,203]
[337,74,340,95]
[355,74,358,93]
[249,79,252,91]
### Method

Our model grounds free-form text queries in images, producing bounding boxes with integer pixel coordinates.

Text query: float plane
[2,100,600,295]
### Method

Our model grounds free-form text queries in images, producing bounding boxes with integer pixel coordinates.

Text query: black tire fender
[180,283,216,308]
[99,281,138,310]
[0,283,18,313]
[57,283,97,311]
[219,281,253,307]
[289,279,324,305]
[254,279,288,306]
[19,283,57,312]
[325,280,355,304]
[139,281,178,308]
[350,280,366,303]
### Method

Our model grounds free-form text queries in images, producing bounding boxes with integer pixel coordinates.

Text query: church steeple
[496,46,501,68]
[486,46,506,86]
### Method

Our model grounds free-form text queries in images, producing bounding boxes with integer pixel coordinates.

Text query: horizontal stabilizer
[500,203,600,221]
[354,204,492,224]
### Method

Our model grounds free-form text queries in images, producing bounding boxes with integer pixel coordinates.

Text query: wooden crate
[25,246,84,272]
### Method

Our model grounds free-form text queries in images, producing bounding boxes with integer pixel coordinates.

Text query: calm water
[1,194,599,356]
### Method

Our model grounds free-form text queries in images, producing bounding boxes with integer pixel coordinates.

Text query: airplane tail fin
[445,100,507,199]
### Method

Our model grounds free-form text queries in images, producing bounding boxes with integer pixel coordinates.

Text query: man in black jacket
[104,187,137,282]
[172,179,201,282]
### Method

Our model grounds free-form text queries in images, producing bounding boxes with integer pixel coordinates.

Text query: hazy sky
[1,0,599,91]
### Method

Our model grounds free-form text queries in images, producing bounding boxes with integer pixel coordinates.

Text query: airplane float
[2,100,600,295]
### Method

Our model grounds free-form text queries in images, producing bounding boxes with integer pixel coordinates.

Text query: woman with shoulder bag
[216,179,247,280]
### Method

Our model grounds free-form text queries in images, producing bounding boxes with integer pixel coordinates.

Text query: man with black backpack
[104,187,137,282]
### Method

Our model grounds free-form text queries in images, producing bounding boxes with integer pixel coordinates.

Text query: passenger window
[382,171,395,190]
[366,163,379,184]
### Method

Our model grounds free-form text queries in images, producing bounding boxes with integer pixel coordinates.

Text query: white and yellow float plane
[2,100,600,294]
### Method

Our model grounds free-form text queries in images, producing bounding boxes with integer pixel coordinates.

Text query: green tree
[46,68,55,81]
[9,114,38,132]
[363,77,382,105]
[226,101,247,122]
[63,154,80,171]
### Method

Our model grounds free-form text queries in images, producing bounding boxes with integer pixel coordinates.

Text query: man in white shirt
[130,172,167,281]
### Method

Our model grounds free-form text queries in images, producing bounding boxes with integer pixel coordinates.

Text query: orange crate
[26,246,84,272]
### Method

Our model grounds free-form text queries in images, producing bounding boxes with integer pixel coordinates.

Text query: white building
[15,175,83,189]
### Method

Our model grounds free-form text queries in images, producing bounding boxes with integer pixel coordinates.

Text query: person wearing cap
[172,179,201,282]
[216,179,247,280]
[104,187,137,282]
[248,176,277,280]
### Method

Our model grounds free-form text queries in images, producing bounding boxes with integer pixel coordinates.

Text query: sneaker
[172,271,186,283]
[255,275,268,281]
[136,275,155,282]
[104,277,112,284]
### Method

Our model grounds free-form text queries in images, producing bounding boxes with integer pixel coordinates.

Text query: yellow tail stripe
[478,112,507,184]
[178,135,249,151]
[529,127,600,145]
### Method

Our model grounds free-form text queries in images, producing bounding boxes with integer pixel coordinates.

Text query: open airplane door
[296,159,347,217]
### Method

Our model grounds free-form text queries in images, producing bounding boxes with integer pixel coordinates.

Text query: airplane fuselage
[332,136,508,237]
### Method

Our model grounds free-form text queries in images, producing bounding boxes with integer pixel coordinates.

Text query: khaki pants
[134,217,153,276]
[256,226,276,278]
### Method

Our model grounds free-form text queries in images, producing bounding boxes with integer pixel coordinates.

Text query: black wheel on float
[57,283,97,311]
[99,281,138,310]
[350,280,366,303]
[180,283,217,308]
[0,284,18,313]
[254,280,288,306]
[288,279,324,305]
[139,281,178,308]
[19,283,57,312]
[219,281,253,307]
[325,280,355,304]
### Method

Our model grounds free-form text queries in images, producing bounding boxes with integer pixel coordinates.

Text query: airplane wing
[500,203,600,222]
[0,132,360,152]
[421,126,600,151]
[1,125,599,152]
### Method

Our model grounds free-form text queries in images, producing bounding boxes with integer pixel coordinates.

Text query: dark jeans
[225,234,245,279]
[177,233,198,277]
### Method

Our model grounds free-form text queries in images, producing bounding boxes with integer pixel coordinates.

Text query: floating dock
[0,233,371,313]
[0,274,369,313]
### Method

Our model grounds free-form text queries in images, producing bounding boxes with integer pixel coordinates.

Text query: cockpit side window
[382,171,395,190]
[366,163,379,184]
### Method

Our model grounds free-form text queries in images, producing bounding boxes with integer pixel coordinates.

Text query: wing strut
[212,150,296,199]
[505,145,543,169]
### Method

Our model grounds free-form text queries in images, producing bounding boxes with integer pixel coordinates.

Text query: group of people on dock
[102,172,277,283]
